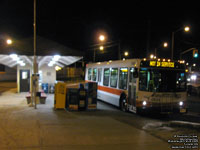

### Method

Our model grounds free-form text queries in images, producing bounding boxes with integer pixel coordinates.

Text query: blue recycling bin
[42,83,48,93]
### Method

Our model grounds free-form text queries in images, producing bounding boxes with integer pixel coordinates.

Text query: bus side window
[98,68,102,82]
[110,68,118,88]
[103,68,110,86]
[92,68,97,81]
[119,68,128,90]
[88,68,92,80]
[130,68,136,83]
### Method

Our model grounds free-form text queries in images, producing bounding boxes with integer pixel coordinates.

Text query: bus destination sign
[150,61,175,68]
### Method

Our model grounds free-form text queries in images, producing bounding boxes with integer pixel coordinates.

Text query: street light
[124,51,129,56]
[99,35,105,41]
[171,26,190,60]
[7,39,12,45]
[184,26,190,32]
[93,35,105,62]
[100,46,104,51]
[163,42,168,48]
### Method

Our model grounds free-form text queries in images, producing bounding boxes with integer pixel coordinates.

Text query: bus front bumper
[138,105,187,114]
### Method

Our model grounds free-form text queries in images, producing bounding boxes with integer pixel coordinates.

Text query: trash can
[42,83,48,93]
[78,89,86,110]
[66,88,79,111]
[85,82,97,110]
[54,82,67,109]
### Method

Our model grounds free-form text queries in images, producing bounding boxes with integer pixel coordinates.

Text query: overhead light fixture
[55,66,62,71]
[48,61,55,67]
[49,55,60,67]
[20,63,26,66]
[48,63,53,67]
[53,55,61,61]
[10,54,19,61]
[9,54,26,67]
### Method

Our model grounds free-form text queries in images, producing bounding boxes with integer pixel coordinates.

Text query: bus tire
[120,93,127,112]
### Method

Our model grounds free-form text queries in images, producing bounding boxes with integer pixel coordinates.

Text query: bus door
[128,68,137,109]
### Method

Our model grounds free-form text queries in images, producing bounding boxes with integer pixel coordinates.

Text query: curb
[168,121,200,130]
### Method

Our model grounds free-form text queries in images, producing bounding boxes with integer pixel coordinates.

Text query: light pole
[33,0,38,109]
[171,26,190,60]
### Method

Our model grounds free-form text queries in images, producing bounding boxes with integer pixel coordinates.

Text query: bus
[85,58,187,114]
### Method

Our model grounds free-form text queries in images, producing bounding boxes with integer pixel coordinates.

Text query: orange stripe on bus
[98,85,124,96]
[85,80,124,96]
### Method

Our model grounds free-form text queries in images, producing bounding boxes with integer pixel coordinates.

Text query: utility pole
[33,0,37,109]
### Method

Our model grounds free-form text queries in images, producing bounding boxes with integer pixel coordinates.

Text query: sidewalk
[0,89,171,150]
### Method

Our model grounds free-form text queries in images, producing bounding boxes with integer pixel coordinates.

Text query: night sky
[0,0,200,62]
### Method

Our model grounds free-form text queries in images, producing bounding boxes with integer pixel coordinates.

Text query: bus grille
[151,97,177,112]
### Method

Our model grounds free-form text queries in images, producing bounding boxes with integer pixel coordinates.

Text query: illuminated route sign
[149,61,175,68]
[140,60,185,69]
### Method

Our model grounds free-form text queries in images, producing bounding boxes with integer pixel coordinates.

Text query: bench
[26,92,31,104]
[26,91,47,104]
[40,92,47,104]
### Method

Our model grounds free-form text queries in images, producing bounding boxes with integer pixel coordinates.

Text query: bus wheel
[120,95,127,112]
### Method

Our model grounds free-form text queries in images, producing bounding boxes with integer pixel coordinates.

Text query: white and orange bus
[85,58,187,114]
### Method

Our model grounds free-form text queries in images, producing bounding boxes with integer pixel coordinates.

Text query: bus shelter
[0,54,82,92]
[0,36,84,93]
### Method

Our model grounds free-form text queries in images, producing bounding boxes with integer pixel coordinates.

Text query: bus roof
[86,58,186,70]
[86,59,142,68]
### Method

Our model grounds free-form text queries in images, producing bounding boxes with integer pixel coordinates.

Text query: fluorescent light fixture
[53,55,61,61]
[49,60,55,65]
[48,63,53,67]
[55,66,62,71]
[17,60,23,63]
[10,54,19,61]
[20,63,26,66]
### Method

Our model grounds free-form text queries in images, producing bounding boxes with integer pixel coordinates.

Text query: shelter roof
[0,54,82,68]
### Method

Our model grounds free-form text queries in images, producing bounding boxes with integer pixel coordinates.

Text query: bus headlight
[179,101,183,106]
[142,101,147,106]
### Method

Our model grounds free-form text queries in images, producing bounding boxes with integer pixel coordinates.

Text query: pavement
[0,84,171,150]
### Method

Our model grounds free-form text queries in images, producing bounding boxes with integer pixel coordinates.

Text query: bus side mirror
[133,68,138,78]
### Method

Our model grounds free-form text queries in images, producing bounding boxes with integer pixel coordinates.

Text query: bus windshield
[139,68,186,92]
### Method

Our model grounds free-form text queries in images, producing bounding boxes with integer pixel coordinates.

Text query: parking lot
[0,82,199,150]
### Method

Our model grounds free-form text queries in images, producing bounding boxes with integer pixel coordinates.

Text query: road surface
[0,82,198,150]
